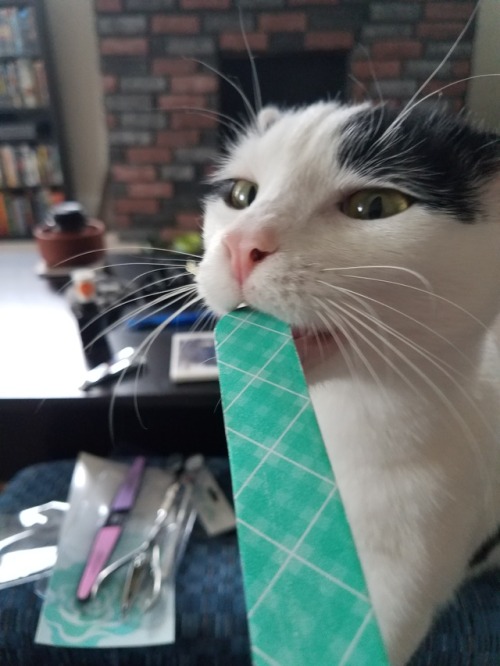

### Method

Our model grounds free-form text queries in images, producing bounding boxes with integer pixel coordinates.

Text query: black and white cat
[196,101,500,664]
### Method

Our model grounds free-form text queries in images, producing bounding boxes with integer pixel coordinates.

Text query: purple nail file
[76,456,146,601]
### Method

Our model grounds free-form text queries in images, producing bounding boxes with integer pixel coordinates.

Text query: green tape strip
[215,308,388,666]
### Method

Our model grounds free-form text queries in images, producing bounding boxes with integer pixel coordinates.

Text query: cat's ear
[257,106,282,132]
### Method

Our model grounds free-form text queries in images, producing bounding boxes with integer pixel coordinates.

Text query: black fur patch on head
[338,105,500,223]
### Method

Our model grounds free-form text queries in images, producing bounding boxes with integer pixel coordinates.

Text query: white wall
[468,0,500,132]
[43,0,108,217]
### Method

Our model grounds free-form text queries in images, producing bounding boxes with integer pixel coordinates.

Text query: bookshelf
[0,1,72,239]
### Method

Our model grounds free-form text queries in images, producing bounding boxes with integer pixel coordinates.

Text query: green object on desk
[215,308,388,666]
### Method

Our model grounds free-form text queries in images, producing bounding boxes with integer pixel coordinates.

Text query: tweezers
[121,540,162,614]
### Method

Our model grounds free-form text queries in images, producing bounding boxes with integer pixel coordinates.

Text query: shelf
[0,1,71,239]
[0,51,40,60]
[0,106,49,115]
[0,184,62,192]
[0,1,34,5]
[0,2,34,7]
[0,232,31,239]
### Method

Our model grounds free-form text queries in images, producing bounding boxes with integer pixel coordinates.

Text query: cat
[195,100,500,665]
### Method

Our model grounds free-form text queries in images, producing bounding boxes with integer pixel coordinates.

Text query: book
[10,195,27,235]
[0,193,9,236]
[16,59,37,108]
[32,187,56,225]
[33,60,49,106]
[0,9,13,57]
[17,7,38,54]
[18,143,40,187]
[5,60,22,107]
[0,64,11,108]
[0,145,19,188]
[48,145,63,186]
[36,144,50,186]
[6,7,23,55]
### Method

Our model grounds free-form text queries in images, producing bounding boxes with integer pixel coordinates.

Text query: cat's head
[196,101,500,369]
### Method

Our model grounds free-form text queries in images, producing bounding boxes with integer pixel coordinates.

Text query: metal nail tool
[90,456,203,615]
[77,456,146,602]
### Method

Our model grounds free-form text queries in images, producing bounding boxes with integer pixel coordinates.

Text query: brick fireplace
[94,0,476,241]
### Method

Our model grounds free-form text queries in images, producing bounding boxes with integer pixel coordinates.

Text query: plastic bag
[0,501,68,590]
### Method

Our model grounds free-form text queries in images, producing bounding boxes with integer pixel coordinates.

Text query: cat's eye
[225,179,258,210]
[342,189,413,220]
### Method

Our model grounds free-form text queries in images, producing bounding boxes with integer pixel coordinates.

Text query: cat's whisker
[238,5,262,114]
[330,292,491,479]
[73,252,198,336]
[98,253,198,267]
[317,279,477,370]
[377,74,500,155]
[80,284,198,354]
[179,106,246,132]
[339,300,491,487]
[314,305,360,375]
[371,95,388,140]
[121,283,199,323]
[337,297,497,446]
[334,311,476,475]
[189,57,258,127]
[405,74,500,123]
[93,276,196,328]
[329,298,484,469]
[320,265,434,294]
[317,280,385,337]
[317,281,394,374]
[159,105,247,136]
[315,298,391,409]
[108,293,204,438]
[188,305,214,334]
[52,257,194,300]
[340,273,490,333]
[325,297,426,401]
[123,266,194,292]
[131,293,203,362]
[347,73,372,105]
[108,258,192,279]
[351,44,384,107]
[377,1,481,146]
[358,139,428,181]
[92,244,203,262]
[143,245,203,260]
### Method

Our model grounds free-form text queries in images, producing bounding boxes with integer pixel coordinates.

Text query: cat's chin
[292,328,341,370]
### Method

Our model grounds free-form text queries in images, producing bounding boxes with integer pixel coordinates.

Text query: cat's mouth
[291,327,342,367]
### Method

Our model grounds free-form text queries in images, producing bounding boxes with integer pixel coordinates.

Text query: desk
[0,243,226,479]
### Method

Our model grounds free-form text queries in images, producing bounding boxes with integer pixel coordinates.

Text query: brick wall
[94,0,476,241]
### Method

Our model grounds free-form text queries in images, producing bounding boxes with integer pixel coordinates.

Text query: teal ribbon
[215,308,388,666]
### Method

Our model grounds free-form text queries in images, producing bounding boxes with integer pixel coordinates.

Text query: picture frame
[169,331,218,383]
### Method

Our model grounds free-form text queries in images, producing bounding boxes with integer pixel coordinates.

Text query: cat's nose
[223,229,278,286]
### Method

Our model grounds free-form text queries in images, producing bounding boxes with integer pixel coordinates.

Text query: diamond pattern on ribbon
[215,308,388,665]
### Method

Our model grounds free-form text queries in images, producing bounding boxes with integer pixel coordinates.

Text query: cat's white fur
[196,101,500,664]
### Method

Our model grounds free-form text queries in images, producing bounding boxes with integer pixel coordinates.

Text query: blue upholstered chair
[0,458,499,665]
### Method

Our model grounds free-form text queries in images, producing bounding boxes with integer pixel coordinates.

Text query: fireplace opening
[218,50,349,144]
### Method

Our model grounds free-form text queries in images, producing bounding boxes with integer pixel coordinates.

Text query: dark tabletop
[0,243,226,479]
[0,243,220,404]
